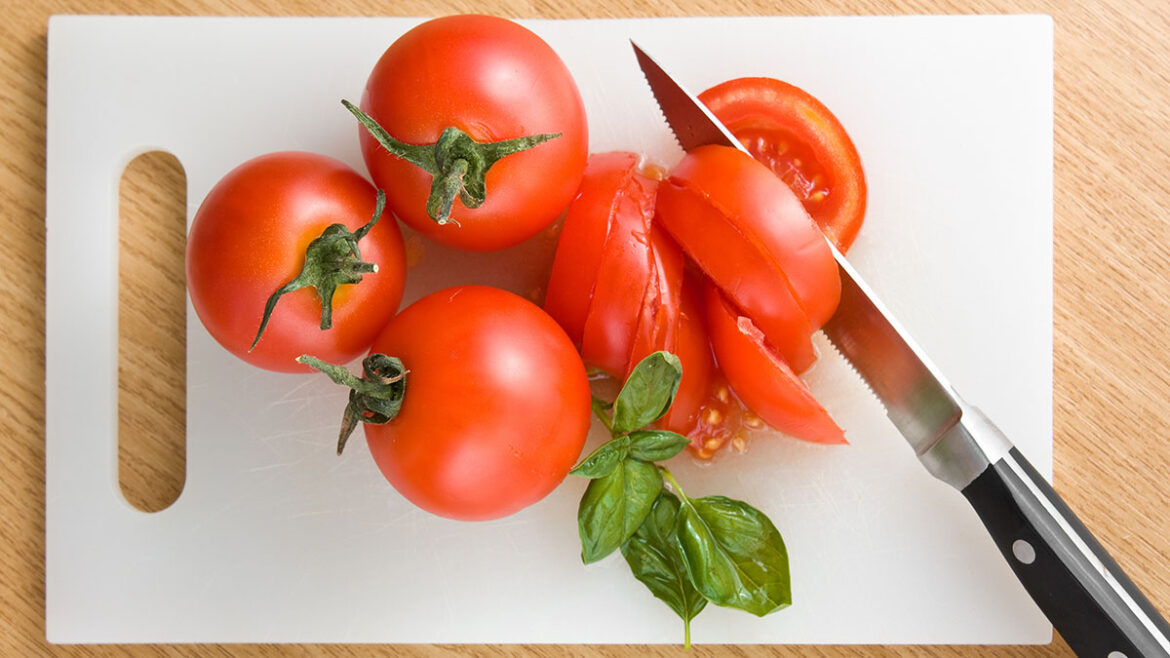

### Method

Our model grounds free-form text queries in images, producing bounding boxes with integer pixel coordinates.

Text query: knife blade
[632,40,1170,657]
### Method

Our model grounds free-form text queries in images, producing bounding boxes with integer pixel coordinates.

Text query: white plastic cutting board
[45,15,1054,644]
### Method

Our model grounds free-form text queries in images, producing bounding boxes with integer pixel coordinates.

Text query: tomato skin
[364,286,591,521]
[700,77,867,251]
[705,283,845,445]
[359,15,588,252]
[186,152,406,373]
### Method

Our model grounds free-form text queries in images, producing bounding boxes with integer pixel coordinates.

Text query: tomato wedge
[658,273,714,436]
[705,283,845,445]
[656,144,840,372]
[700,77,866,251]
[544,152,637,345]
[575,156,658,377]
[625,225,685,379]
[545,151,715,432]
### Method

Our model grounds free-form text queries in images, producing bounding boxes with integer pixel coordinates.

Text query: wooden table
[6,0,1169,655]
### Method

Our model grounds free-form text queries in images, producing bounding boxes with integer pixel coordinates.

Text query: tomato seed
[714,385,731,403]
[703,407,724,426]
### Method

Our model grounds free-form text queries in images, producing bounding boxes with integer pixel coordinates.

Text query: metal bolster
[919,398,1014,490]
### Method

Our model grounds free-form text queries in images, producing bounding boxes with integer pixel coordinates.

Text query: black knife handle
[961,447,1170,657]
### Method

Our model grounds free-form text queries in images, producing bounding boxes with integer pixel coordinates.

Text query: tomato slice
[578,159,658,377]
[658,273,714,436]
[705,283,845,445]
[700,77,867,252]
[544,152,641,345]
[656,145,824,372]
[673,144,839,330]
[625,225,685,378]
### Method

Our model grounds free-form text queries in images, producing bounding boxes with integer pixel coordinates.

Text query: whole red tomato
[305,286,592,521]
[186,151,406,373]
[355,15,588,252]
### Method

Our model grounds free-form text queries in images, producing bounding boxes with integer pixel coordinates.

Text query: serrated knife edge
[632,39,965,460]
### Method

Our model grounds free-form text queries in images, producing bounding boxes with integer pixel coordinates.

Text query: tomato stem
[343,99,560,226]
[297,353,408,455]
[250,189,386,351]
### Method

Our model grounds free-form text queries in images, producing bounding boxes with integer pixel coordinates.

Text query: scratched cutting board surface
[45,15,1053,644]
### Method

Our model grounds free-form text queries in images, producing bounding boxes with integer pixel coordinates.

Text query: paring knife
[632,41,1170,657]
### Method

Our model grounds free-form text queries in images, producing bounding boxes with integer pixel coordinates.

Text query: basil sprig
[620,491,706,647]
[572,351,791,647]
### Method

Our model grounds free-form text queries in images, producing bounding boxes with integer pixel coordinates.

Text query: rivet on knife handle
[961,442,1170,657]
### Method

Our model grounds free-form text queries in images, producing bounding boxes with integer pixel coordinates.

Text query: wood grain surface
[6,0,1170,655]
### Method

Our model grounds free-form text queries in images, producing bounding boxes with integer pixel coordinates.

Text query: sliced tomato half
[625,225,685,379]
[705,283,845,445]
[700,77,867,251]
[544,151,641,345]
[575,156,658,377]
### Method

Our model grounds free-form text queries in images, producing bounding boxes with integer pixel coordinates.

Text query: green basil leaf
[578,458,663,564]
[612,351,683,435]
[621,492,707,644]
[627,430,690,463]
[569,435,630,479]
[676,495,791,617]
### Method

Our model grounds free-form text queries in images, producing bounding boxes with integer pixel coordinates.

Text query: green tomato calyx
[250,189,385,351]
[342,99,560,226]
[297,353,407,456]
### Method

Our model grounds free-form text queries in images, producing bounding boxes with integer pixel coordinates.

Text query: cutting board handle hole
[118,150,188,513]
